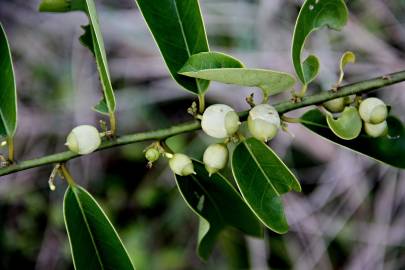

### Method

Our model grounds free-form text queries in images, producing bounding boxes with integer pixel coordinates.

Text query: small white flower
[359,97,388,124]
[248,104,280,142]
[65,125,101,155]
[203,144,228,176]
[169,153,195,176]
[364,121,388,138]
[201,104,240,139]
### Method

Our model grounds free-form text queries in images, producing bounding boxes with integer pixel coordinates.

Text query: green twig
[1,70,405,177]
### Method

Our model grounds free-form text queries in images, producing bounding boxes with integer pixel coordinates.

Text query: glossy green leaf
[231,138,301,234]
[92,98,109,115]
[0,23,17,139]
[292,0,349,84]
[326,107,362,140]
[135,0,210,95]
[39,0,116,113]
[338,51,356,84]
[179,51,244,72]
[301,109,405,168]
[303,55,320,85]
[64,185,135,270]
[180,64,296,97]
[175,161,263,260]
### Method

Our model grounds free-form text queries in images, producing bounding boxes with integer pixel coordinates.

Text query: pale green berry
[364,121,388,138]
[248,104,280,142]
[145,148,160,162]
[201,104,241,139]
[359,97,388,124]
[169,153,195,176]
[203,144,229,176]
[323,97,345,113]
[65,125,101,155]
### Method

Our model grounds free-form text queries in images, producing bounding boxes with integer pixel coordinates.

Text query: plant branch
[1,70,405,177]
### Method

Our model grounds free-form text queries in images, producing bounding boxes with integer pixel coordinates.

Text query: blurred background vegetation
[1,0,405,269]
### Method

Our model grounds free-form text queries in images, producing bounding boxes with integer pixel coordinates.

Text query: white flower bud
[145,148,160,162]
[364,121,388,138]
[169,153,195,176]
[203,144,229,176]
[248,104,280,142]
[201,104,240,139]
[323,97,345,113]
[359,97,388,124]
[65,125,101,155]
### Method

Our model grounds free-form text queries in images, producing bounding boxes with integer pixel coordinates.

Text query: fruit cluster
[324,96,388,138]
[164,103,281,177]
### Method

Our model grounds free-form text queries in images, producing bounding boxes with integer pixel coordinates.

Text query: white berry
[203,144,228,176]
[65,125,101,155]
[359,97,388,124]
[248,104,280,142]
[169,153,195,176]
[201,104,240,139]
[364,121,388,138]
[323,97,345,113]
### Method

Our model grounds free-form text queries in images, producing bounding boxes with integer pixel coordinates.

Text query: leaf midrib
[72,188,105,270]
[243,141,280,196]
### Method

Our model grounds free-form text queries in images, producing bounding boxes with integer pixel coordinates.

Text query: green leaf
[39,0,116,113]
[231,138,301,234]
[175,161,263,260]
[301,109,405,168]
[338,51,356,84]
[179,51,244,72]
[92,98,109,115]
[0,23,17,139]
[326,107,362,140]
[64,185,135,270]
[135,0,210,95]
[292,0,349,84]
[180,58,296,97]
[303,55,320,84]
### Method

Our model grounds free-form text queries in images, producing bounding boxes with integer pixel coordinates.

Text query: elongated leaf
[180,51,244,72]
[231,138,301,234]
[175,161,263,260]
[180,67,296,98]
[292,0,348,84]
[39,0,116,113]
[326,107,362,140]
[303,55,320,85]
[64,185,135,270]
[301,109,405,168]
[0,23,17,138]
[135,0,210,95]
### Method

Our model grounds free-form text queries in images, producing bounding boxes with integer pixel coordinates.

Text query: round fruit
[145,148,160,162]
[201,104,240,139]
[65,125,101,155]
[248,104,280,142]
[364,121,388,138]
[203,144,229,176]
[323,97,345,113]
[169,153,195,176]
[359,97,388,124]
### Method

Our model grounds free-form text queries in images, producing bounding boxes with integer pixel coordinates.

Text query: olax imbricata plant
[1,0,405,269]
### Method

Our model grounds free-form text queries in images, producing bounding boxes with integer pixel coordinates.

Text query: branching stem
[1,70,405,177]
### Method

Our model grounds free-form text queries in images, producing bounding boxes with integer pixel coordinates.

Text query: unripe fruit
[65,125,101,155]
[201,104,240,139]
[248,104,280,142]
[323,97,345,113]
[203,144,229,176]
[145,148,160,162]
[364,121,388,138]
[169,153,195,176]
[359,97,388,124]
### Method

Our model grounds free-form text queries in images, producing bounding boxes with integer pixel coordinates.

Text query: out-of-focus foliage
[1,0,405,269]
